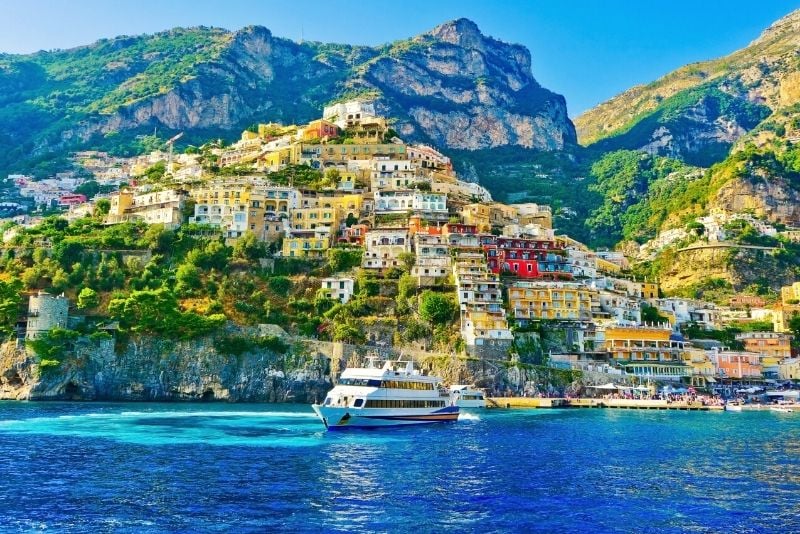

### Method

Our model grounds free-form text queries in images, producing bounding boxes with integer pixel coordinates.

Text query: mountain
[0,19,575,177]
[575,9,800,167]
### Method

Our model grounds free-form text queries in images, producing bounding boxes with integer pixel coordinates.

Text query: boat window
[353,398,364,408]
[323,397,332,406]
[365,399,446,408]
[339,378,381,387]
[379,380,434,390]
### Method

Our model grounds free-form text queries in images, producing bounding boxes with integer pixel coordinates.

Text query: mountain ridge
[0,19,576,178]
[574,9,800,166]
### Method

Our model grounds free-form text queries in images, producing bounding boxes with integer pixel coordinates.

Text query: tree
[327,247,362,272]
[139,224,174,253]
[398,252,416,272]
[0,278,22,338]
[175,263,201,295]
[108,288,224,339]
[75,180,101,199]
[232,231,266,262]
[789,313,800,348]
[94,199,111,218]
[333,322,365,344]
[26,328,80,371]
[641,303,668,325]
[77,287,99,310]
[323,168,340,188]
[419,291,457,325]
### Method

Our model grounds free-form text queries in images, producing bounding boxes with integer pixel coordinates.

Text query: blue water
[0,403,798,532]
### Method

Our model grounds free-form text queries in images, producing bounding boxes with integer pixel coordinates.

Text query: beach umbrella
[591,383,618,390]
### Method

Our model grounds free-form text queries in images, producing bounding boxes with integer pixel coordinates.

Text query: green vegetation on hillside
[585,150,701,246]
[451,146,599,242]
[590,84,771,167]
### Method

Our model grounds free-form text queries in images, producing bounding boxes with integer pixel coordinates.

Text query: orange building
[301,119,339,141]
[735,332,792,360]
[709,350,762,379]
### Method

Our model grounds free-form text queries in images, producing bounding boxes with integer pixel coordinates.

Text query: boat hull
[312,404,460,430]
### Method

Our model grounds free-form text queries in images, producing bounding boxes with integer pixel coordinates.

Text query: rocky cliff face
[654,246,794,295]
[0,332,331,402]
[3,19,575,175]
[363,19,576,150]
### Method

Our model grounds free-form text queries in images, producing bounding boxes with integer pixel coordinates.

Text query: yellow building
[188,180,293,242]
[603,325,685,363]
[781,282,800,304]
[603,325,690,381]
[107,190,134,222]
[596,257,622,275]
[682,348,716,388]
[461,202,518,232]
[507,281,594,322]
[317,193,362,221]
[291,206,339,232]
[282,230,331,258]
[343,116,388,143]
[461,203,491,232]
[461,310,514,349]
[257,146,293,170]
[106,188,185,229]
[640,282,659,300]
[293,143,407,164]
[773,306,800,333]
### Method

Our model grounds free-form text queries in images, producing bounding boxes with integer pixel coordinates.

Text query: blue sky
[2,0,798,115]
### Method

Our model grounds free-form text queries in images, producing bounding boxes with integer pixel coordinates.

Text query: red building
[343,224,369,245]
[58,194,87,207]
[443,223,478,236]
[484,237,572,280]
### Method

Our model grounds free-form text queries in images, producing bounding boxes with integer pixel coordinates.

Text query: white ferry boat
[311,359,459,430]
[449,385,487,409]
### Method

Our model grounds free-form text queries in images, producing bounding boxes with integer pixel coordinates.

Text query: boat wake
[118,411,317,418]
[458,412,481,422]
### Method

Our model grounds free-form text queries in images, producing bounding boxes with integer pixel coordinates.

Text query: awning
[705,376,717,383]
[589,383,618,390]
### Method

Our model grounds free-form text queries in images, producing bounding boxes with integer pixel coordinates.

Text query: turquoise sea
[0,402,798,532]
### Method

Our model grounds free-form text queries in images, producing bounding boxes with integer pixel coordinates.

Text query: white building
[320,277,355,303]
[370,159,418,190]
[362,228,410,270]
[412,192,447,213]
[373,190,447,214]
[373,190,416,213]
[597,289,641,325]
[322,101,378,129]
[406,144,451,169]
[412,234,451,286]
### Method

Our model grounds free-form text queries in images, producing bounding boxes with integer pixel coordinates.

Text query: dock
[488,397,724,411]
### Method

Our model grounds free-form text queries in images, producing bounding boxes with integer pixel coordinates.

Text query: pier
[489,397,724,411]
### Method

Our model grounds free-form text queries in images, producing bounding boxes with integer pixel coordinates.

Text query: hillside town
[3,100,800,395]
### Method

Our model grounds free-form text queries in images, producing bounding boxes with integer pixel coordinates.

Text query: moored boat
[312,359,459,430]
[725,402,743,412]
[449,384,487,409]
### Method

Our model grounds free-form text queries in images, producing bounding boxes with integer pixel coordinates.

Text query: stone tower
[26,291,69,340]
